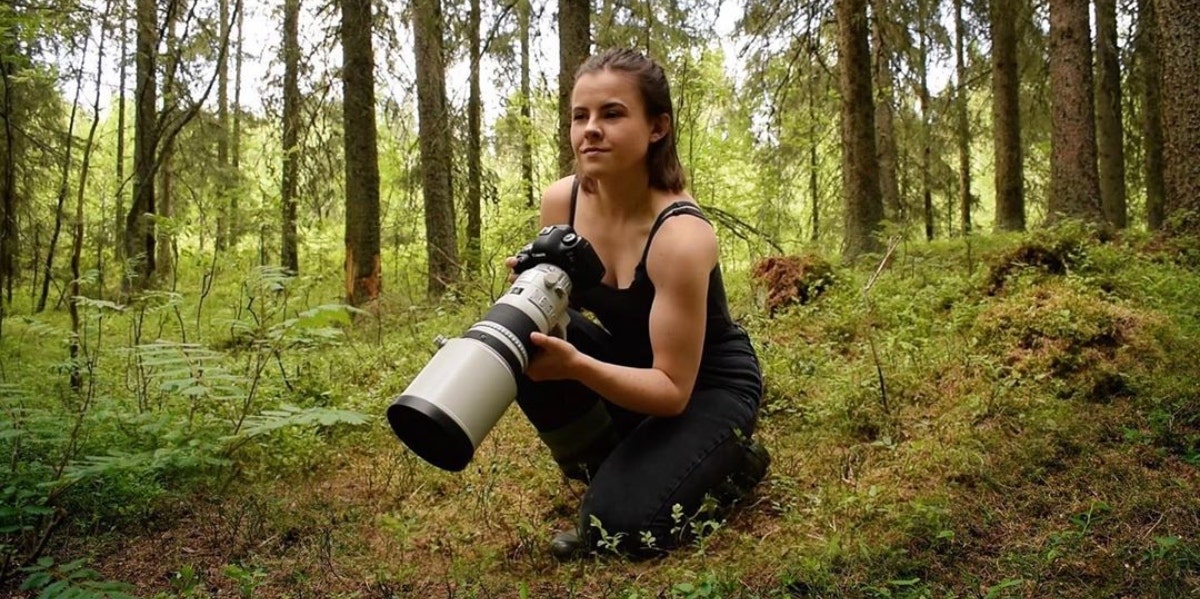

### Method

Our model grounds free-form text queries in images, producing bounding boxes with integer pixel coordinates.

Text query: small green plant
[223,563,267,599]
[19,557,136,599]
[588,515,626,555]
[168,564,204,597]
[983,578,1025,598]
[671,577,717,598]
[638,529,657,551]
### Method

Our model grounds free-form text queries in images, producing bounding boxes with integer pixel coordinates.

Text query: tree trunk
[520,0,534,207]
[281,0,300,273]
[231,2,243,241]
[38,42,87,313]
[918,0,934,240]
[1,53,18,309]
[157,4,179,285]
[557,0,590,177]
[954,0,972,235]
[1139,0,1165,230]
[412,0,459,296]
[1095,0,1127,228]
[124,0,158,290]
[342,0,383,304]
[465,0,482,274]
[837,0,884,259]
[71,0,112,389]
[992,0,1025,231]
[216,0,230,251]
[1156,0,1200,233]
[1048,0,1103,223]
[871,0,902,222]
[809,57,821,243]
[115,0,128,264]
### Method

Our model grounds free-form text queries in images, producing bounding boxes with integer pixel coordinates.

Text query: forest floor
[3,225,1200,598]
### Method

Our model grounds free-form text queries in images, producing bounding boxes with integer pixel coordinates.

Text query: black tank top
[568,179,748,369]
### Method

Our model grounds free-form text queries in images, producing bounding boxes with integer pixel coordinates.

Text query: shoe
[549,528,585,562]
[736,438,771,493]
[714,438,771,506]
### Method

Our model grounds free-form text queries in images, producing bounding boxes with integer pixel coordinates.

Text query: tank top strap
[568,177,581,227]
[639,201,708,265]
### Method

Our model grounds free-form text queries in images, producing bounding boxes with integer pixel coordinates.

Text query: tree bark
[871,0,902,222]
[231,1,243,242]
[38,39,87,313]
[124,0,158,290]
[1095,0,1127,228]
[157,3,180,285]
[954,0,972,235]
[809,56,821,243]
[918,0,934,240]
[992,0,1025,231]
[71,0,113,389]
[466,0,482,275]
[1155,0,1200,233]
[557,0,590,177]
[342,0,383,304]
[412,0,459,296]
[1048,0,1103,223]
[115,0,128,262]
[520,0,534,207]
[1139,0,1165,230]
[216,0,231,251]
[281,0,300,273]
[1,51,18,309]
[837,0,884,259]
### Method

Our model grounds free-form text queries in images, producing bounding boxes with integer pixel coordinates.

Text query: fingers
[504,256,518,282]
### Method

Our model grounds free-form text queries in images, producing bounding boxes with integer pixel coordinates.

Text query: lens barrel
[387,264,574,471]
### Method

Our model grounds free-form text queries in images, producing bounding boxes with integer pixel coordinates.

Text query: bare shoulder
[539,176,577,227]
[646,201,718,281]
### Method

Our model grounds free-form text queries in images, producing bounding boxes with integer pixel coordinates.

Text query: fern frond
[226,405,370,441]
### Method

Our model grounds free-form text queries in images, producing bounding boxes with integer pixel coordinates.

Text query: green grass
[2,226,1199,597]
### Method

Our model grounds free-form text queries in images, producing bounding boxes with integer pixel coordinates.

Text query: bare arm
[538,176,575,227]
[527,215,717,416]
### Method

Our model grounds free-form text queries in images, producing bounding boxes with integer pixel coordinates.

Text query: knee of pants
[578,431,747,555]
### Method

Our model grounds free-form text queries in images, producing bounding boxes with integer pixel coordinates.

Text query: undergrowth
[2,224,1199,597]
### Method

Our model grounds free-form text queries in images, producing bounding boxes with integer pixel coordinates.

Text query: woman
[508,48,768,559]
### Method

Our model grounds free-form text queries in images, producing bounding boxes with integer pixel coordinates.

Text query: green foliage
[19,557,135,599]
[3,218,1200,597]
[0,263,370,581]
[223,563,267,599]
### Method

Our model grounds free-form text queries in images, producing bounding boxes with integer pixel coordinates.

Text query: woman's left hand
[525,332,583,381]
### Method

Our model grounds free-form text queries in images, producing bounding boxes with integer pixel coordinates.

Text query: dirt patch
[751,255,835,314]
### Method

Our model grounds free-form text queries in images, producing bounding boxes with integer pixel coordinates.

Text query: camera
[387,225,605,471]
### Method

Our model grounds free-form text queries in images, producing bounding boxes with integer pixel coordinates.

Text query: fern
[266,303,362,348]
[129,342,249,405]
[71,296,125,314]
[13,318,70,342]
[228,404,370,441]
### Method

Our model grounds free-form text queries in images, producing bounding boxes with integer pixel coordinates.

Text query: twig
[699,204,785,254]
[862,236,901,415]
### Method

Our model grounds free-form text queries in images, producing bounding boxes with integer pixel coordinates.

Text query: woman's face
[570,69,663,182]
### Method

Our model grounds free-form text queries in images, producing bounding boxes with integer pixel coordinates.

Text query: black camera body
[513,225,606,292]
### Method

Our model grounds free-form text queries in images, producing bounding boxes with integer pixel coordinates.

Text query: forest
[2,0,1199,595]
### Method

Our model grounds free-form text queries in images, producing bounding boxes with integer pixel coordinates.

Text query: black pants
[515,310,762,555]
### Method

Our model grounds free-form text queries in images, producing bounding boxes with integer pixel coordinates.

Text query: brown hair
[573,48,687,194]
